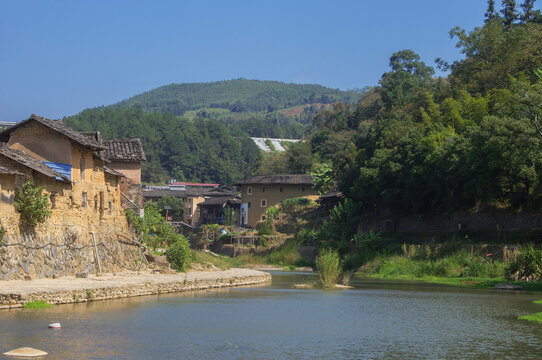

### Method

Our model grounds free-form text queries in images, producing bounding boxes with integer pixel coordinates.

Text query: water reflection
[1,272,542,359]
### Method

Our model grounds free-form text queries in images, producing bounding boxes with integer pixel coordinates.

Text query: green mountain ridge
[64,79,361,184]
[113,78,360,116]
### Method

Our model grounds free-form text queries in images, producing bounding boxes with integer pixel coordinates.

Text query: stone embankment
[0,268,271,309]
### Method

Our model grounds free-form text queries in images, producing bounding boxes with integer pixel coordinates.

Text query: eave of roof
[0,145,69,182]
[235,174,313,186]
[104,165,126,177]
[0,166,25,176]
[0,114,105,151]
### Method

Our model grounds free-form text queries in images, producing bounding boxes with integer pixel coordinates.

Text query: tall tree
[485,0,498,22]
[501,0,519,29]
[520,0,537,21]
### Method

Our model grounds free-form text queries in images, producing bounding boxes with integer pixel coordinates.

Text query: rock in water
[495,283,523,290]
[3,347,48,357]
[48,323,61,329]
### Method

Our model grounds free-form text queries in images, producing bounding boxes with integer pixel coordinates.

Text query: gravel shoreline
[0,268,271,309]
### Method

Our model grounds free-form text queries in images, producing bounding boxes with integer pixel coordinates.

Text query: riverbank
[0,268,271,309]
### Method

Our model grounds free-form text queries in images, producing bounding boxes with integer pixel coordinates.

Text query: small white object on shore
[2,347,48,357]
[48,323,61,329]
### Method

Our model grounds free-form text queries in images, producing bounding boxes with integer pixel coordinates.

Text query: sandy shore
[0,268,271,309]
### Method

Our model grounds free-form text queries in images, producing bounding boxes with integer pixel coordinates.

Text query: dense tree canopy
[295,0,542,215]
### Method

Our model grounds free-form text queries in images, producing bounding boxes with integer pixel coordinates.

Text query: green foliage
[310,163,336,195]
[0,226,5,246]
[506,246,542,281]
[318,198,362,254]
[518,312,542,323]
[224,206,235,227]
[264,238,310,266]
[14,182,52,228]
[280,197,315,212]
[293,228,318,245]
[265,206,280,221]
[166,235,193,271]
[285,141,313,174]
[127,205,177,249]
[264,139,276,151]
[154,197,184,221]
[24,300,52,309]
[65,107,262,185]
[191,251,242,270]
[257,222,273,236]
[359,251,506,280]
[316,249,341,287]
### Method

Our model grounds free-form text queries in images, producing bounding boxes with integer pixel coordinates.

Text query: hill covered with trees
[64,80,359,184]
[114,78,360,116]
[64,107,261,185]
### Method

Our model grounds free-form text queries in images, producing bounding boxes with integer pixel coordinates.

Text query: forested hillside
[114,79,359,115]
[274,0,542,216]
[64,107,261,184]
[64,80,359,184]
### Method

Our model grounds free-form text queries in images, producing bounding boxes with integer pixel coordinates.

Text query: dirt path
[0,269,271,308]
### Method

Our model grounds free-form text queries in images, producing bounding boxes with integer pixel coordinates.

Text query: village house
[142,182,236,226]
[0,114,127,230]
[235,175,318,228]
[198,196,241,225]
[82,133,146,211]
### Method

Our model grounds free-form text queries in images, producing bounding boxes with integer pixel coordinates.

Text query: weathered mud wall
[0,224,145,281]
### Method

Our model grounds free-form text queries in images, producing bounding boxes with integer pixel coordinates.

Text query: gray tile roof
[104,165,125,177]
[0,166,25,176]
[142,186,233,199]
[103,139,146,162]
[0,114,105,150]
[199,196,241,206]
[0,144,69,181]
[235,174,313,186]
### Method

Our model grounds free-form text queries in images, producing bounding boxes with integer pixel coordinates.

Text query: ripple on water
[1,274,542,359]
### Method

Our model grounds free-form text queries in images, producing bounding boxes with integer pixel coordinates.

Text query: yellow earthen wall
[183,196,204,225]
[240,184,318,227]
[7,121,72,164]
[0,174,16,215]
[109,161,141,184]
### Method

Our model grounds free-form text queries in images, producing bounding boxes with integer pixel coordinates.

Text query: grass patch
[519,312,542,323]
[354,251,542,291]
[24,300,52,309]
[236,238,312,267]
[191,251,243,270]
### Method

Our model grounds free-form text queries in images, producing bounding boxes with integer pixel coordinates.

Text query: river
[1,272,542,359]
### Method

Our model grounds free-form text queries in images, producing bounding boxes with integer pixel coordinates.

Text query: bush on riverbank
[506,247,542,281]
[316,249,341,287]
[167,235,193,271]
[357,250,507,280]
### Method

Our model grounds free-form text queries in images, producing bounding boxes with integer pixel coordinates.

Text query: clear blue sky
[1,0,538,122]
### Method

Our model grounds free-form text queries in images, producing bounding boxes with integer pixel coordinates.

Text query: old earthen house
[0,115,143,280]
[235,175,318,228]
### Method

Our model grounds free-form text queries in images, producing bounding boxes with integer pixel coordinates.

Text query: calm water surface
[1,272,542,359]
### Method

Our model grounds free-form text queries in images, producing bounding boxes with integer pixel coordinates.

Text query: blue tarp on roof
[42,161,71,181]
